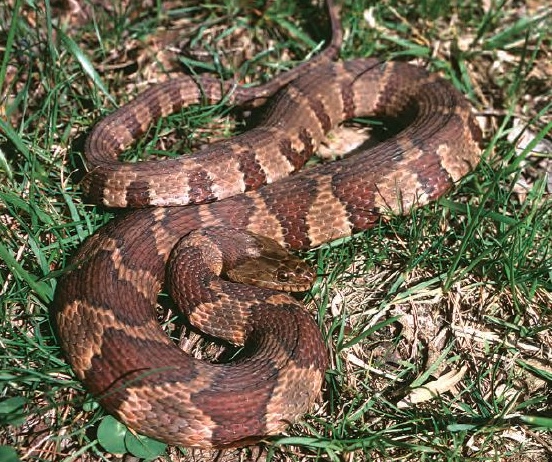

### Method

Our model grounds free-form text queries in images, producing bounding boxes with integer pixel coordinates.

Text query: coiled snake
[54,0,481,448]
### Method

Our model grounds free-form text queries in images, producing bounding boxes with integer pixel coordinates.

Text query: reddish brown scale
[298,128,315,157]
[258,176,319,249]
[278,138,307,170]
[232,131,273,190]
[339,78,357,119]
[124,179,152,207]
[186,168,217,204]
[308,98,333,132]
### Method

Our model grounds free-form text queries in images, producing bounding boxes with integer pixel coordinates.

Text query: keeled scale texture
[55,41,481,448]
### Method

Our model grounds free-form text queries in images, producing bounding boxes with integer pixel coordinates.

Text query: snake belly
[54,57,481,448]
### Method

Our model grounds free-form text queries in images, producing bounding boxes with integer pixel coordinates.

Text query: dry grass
[1,0,551,461]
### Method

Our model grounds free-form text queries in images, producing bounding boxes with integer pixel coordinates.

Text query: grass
[1,0,551,460]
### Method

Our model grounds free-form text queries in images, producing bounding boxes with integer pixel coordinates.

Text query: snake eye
[276,270,290,282]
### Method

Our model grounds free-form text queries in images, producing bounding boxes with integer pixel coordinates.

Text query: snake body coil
[54,1,481,449]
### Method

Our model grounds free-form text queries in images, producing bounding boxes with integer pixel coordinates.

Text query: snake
[54,0,482,449]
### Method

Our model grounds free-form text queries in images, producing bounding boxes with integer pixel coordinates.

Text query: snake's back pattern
[54,0,481,449]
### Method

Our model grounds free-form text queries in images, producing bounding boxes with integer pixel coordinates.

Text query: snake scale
[54,0,482,449]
